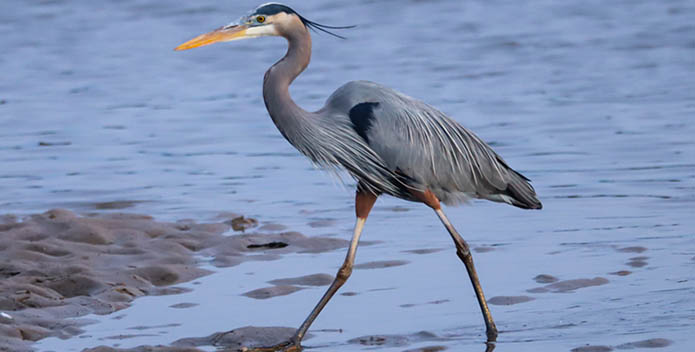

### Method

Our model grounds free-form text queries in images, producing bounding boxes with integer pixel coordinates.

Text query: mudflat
[0,209,348,351]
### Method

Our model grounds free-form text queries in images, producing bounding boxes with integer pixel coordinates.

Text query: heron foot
[484,327,497,352]
[485,341,496,352]
[243,340,302,352]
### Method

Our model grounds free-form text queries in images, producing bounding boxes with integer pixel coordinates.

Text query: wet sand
[0,209,349,352]
[4,208,680,352]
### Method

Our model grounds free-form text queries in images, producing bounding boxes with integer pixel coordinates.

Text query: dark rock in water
[227,216,259,231]
[247,241,288,249]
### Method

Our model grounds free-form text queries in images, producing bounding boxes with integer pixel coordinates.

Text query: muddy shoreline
[0,209,351,352]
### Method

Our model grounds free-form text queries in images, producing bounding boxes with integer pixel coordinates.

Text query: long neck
[263,25,313,141]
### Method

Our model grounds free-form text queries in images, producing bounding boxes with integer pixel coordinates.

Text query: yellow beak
[174,25,249,51]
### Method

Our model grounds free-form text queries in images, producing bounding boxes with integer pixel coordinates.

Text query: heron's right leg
[288,189,377,347]
[411,189,498,343]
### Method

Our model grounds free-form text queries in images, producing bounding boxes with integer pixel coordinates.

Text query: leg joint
[336,265,352,281]
[410,189,441,209]
[456,246,471,258]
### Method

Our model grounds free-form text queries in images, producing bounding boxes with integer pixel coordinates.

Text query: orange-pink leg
[288,189,377,346]
[412,189,498,343]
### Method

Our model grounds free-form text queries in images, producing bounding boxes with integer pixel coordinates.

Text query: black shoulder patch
[254,3,297,16]
[349,102,379,144]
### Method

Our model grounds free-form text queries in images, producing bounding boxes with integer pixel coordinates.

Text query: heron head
[175,3,353,51]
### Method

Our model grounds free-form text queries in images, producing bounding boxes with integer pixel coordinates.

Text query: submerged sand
[0,209,350,352]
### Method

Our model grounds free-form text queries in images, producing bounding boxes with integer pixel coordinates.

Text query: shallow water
[2,0,694,351]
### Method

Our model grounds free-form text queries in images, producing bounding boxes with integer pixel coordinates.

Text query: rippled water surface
[2,0,694,351]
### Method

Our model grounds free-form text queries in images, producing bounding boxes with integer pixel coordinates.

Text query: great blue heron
[175,3,541,351]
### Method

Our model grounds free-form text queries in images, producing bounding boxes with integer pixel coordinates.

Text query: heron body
[176,3,541,351]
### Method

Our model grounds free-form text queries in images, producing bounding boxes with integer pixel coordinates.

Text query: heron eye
[257,15,266,23]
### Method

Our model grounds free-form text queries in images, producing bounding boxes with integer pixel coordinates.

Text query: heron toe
[243,341,301,352]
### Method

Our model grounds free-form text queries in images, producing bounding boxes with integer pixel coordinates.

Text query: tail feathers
[502,170,542,210]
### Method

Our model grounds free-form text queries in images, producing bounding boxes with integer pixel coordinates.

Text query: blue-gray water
[2,0,694,351]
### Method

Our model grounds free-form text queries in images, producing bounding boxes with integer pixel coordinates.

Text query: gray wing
[321,80,541,209]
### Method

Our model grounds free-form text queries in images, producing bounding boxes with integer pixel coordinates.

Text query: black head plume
[253,3,356,39]
[300,16,356,40]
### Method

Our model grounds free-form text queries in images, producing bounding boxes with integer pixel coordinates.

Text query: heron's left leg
[288,188,378,346]
[412,189,498,343]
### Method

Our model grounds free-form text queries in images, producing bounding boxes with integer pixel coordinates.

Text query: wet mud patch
[348,330,444,348]
[127,323,181,331]
[173,326,303,350]
[533,274,559,284]
[571,338,672,352]
[610,270,632,276]
[626,256,649,268]
[354,260,410,270]
[102,333,159,340]
[571,346,613,352]
[528,277,609,293]
[38,141,72,147]
[268,273,334,286]
[307,218,337,228]
[400,299,450,308]
[402,248,445,255]
[85,346,203,351]
[258,223,287,232]
[0,209,349,350]
[487,295,535,305]
[92,201,144,210]
[242,285,304,299]
[616,246,647,254]
[168,302,198,309]
[615,338,671,349]
[403,346,448,352]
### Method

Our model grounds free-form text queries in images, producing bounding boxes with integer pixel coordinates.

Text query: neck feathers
[263,20,313,140]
